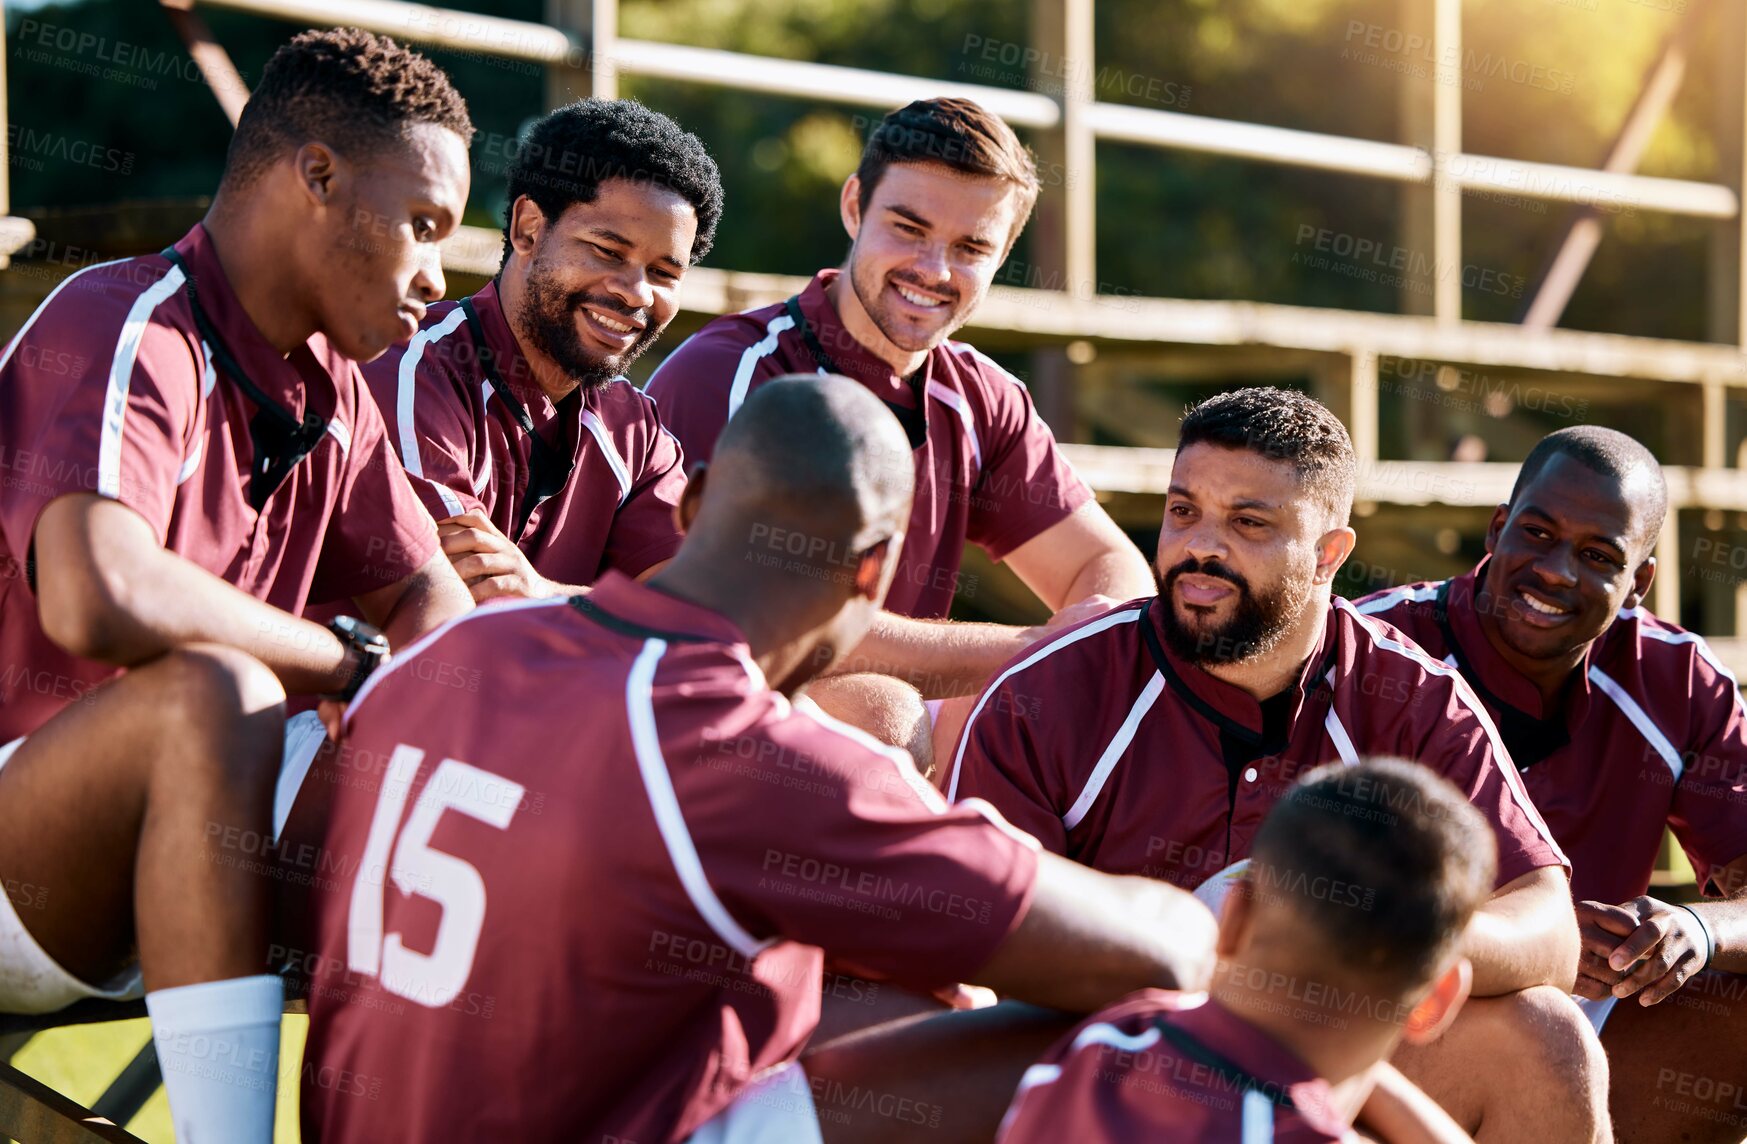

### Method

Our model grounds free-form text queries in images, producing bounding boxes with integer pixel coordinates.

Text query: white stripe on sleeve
[99,265,187,498]
[394,306,469,478]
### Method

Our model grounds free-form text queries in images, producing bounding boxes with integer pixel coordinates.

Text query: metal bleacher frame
[0,0,1742,1139]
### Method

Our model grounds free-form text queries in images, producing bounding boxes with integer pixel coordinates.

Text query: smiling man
[372,99,720,600]
[947,387,1609,1141]
[1356,426,1747,1141]
[646,98,1153,702]
[0,29,474,1142]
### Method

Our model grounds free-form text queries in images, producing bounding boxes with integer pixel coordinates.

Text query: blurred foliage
[1,0,1724,339]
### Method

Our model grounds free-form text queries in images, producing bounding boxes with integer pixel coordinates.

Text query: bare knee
[138,645,285,791]
[1490,986,1611,1137]
[806,674,931,775]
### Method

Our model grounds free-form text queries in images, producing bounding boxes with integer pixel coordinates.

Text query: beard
[520,254,663,390]
[847,249,972,355]
[1155,556,1310,666]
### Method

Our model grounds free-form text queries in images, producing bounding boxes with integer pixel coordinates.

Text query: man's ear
[294,142,340,208]
[852,536,894,602]
[1216,879,1255,960]
[1484,504,1509,555]
[1313,526,1357,586]
[1625,554,1656,611]
[1402,958,1472,1046]
[840,174,863,242]
[674,462,707,534]
[508,195,546,261]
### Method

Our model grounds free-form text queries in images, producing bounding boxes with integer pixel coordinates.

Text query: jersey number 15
[346,744,525,1008]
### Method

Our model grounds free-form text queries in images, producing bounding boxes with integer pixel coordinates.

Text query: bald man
[1357,426,1747,1142]
[291,375,1217,1144]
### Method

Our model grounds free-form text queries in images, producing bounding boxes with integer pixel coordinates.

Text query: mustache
[1163,557,1251,595]
[570,289,647,327]
[888,273,959,305]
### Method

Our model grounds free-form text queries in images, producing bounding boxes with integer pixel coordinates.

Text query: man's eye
[590,243,623,262]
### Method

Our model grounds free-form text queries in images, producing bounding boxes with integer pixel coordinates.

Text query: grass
[8,1014,308,1143]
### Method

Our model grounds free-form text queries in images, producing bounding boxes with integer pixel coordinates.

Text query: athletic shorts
[0,712,328,1015]
[686,1062,824,1144]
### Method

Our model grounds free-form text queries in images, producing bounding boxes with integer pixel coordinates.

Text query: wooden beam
[1398,0,1462,321]
[159,0,251,126]
[1711,0,1747,344]
[1522,8,1699,330]
[0,1062,144,1144]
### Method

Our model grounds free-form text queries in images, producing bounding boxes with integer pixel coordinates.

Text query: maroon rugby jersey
[0,224,437,739]
[999,991,1354,1143]
[644,270,1092,618]
[947,596,1565,891]
[300,572,1038,1144]
[371,281,686,585]
[1356,561,1747,904]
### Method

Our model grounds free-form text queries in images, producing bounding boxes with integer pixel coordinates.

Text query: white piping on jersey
[342,596,566,728]
[0,256,131,374]
[628,638,776,962]
[998,1063,1064,1140]
[947,605,1148,801]
[1354,582,1440,616]
[1588,666,1683,781]
[726,312,797,421]
[325,419,351,455]
[176,446,203,487]
[1621,610,1747,720]
[925,380,983,472]
[1241,1090,1276,1143]
[1062,670,1166,830]
[997,1021,1165,1140]
[100,265,188,499]
[1324,706,1360,766]
[580,408,631,506]
[470,378,495,496]
[199,339,217,397]
[1338,599,1569,866]
[177,340,222,486]
[394,306,469,480]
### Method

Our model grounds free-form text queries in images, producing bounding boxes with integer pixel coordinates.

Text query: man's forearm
[71,542,353,694]
[830,612,1037,699]
[1463,881,1579,995]
[1693,898,1747,974]
[1060,550,1154,611]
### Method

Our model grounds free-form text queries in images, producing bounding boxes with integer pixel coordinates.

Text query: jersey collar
[800,269,933,409]
[1174,999,1349,1137]
[1144,597,1337,741]
[172,223,336,416]
[1448,558,1595,721]
[470,280,561,416]
[586,571,752,652]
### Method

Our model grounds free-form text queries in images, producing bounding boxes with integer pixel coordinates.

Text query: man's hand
[1577,897,1707,1006]
[1022,594,1123,646]
[438,512,553,603]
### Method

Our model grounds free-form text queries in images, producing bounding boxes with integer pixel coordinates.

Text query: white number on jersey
[346,745,525,1008]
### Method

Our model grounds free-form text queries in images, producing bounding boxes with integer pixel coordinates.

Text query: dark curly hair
[500,99,724,267]
[1179,386,1357,521]
[223,27,474,190]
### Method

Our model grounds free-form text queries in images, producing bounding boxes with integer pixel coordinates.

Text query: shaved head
[704,375,914,568]
[1512,426,1666,557]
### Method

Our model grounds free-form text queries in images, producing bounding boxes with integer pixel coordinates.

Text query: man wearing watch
[646,97,1155,723]
[0,30,474,1143]
[1355,426,1747,1141]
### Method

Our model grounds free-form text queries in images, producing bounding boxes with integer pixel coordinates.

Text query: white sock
[145,974,282,1144]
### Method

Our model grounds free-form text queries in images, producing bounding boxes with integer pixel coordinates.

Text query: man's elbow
[38,562,135,662]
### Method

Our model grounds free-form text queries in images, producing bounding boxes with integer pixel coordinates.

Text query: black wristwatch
[326,616,390,701]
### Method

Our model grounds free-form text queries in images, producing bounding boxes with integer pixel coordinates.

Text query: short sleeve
[308,374,442,605]
[364,352,486,522]
[643,327,750,468]
[948,673,1072,857]
[1668,650,1747,896]
[960,355,1094,562]
[0,297,196,555]
[604,397,686,577]
[699,714,1038,991]
[1409,671,1568,888]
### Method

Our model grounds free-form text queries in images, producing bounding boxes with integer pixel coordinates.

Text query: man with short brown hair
[647,97,1154,708]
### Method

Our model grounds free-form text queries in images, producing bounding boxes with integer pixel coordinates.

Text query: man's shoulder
[939,339,1031,410]
[17,253,192,355]
[646,301,795,394]
[1333,597,1466,691]
[1600,606,1742,703]
[988,600,1152,691]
